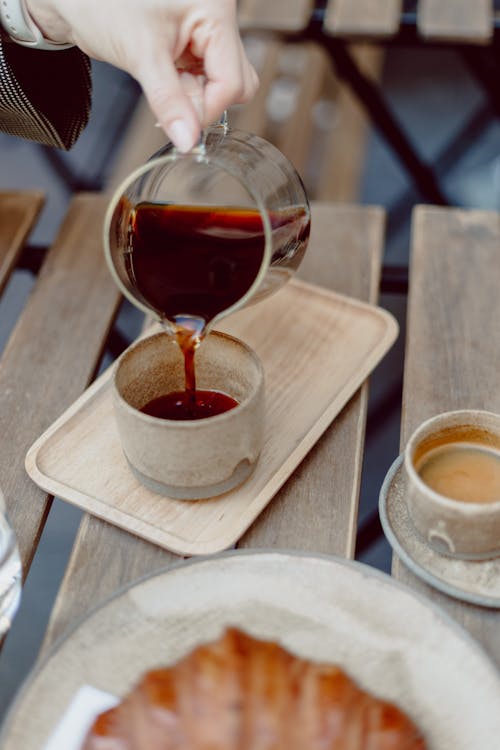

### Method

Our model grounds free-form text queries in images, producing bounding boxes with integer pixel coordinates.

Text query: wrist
[0,0,74,48]
[25,0,72,43]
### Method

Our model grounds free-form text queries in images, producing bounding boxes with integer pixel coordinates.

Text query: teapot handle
[217,110,229,133]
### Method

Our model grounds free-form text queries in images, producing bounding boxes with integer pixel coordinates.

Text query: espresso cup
[112,331,265,500]
[404,410,500,559]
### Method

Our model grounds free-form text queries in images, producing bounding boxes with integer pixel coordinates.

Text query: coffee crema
[415,442,500,504]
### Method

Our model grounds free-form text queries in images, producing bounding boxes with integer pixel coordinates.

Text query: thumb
[137,54,201,152]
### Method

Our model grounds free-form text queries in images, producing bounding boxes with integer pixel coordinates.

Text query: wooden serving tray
[25,280,397,555]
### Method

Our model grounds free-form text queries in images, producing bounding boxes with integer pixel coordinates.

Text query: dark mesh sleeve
[0,30,91,149]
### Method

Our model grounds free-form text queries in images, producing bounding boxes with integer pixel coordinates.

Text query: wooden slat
[238,0,314,32]
[230,38,282,137]
[394,205,500,668]
[0,195,122,577]
[0,191,44,299]
[232,39,334,180]
[417,0,493,44]
[238,203,385,554]
[276,43,329,175]
[317,45,384,201]
[41,202,386,653]
[324,0,402,38]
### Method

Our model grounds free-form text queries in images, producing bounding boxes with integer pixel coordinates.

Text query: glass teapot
[104,116,311,339]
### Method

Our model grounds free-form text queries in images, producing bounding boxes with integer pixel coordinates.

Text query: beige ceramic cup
[405,410,500,560]
[113,331,265,500]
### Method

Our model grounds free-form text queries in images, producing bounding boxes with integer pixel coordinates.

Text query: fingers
[196,23,259,126]
[137,52,202,152]
[135,5,258,149]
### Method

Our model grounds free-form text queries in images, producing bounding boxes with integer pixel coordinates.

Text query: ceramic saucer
[379,454,500,609]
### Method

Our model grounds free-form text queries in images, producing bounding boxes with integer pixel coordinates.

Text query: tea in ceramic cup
[404,410,500,559]
[112,331,265,500]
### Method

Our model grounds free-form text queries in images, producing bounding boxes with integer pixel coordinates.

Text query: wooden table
[0,191,499,712]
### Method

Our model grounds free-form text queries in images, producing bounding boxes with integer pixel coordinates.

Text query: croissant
[82,627,427,750]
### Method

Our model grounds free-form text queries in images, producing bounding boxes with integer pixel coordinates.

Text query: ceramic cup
[404,410,500,559]
[112,331,265,500]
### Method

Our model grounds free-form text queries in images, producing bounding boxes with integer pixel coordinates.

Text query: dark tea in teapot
[125,201,309,327]
[125,201,309,403]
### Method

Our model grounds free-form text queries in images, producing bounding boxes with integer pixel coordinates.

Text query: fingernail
[166,119,195,153]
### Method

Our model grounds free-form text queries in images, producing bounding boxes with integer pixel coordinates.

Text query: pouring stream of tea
[126,201,310,419]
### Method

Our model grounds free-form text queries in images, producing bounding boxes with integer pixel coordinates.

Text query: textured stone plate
[1,552,500,749]
[380,454,500,608]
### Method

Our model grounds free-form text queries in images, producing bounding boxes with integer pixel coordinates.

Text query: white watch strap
[0,0,73,50]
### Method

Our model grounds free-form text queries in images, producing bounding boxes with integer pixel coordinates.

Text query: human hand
[26,0,258,151]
